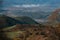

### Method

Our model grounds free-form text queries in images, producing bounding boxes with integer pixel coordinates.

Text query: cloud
[13,3,50,8]
[35,19,48,23]
[13,4,40,8]
[4,3,58,12]
[6,11,18,17]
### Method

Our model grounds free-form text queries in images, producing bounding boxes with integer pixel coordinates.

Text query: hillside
[0,15,38,28]
[14,16,38,24]
[0,15,23,28]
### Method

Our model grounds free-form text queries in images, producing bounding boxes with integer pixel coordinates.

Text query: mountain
[3,6,51,19]
[14,16,38,24]
[0,15,24,28]
[0,15,38,28]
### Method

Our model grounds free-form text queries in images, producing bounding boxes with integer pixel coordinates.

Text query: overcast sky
[2,0,60,12]
[3,0,60,6]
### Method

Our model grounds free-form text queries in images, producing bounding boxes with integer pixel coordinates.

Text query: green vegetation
[14,16,38,24]
[0,15,38,28]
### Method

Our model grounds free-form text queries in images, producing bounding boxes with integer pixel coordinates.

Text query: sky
[3,0,60,7]
[2,0,60,12]
[1,0,60,19]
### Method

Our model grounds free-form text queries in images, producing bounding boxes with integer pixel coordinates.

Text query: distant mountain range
[2,6,51,19]
[1,6,60,24]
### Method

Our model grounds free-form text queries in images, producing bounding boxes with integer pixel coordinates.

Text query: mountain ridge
[0,15,38,28]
